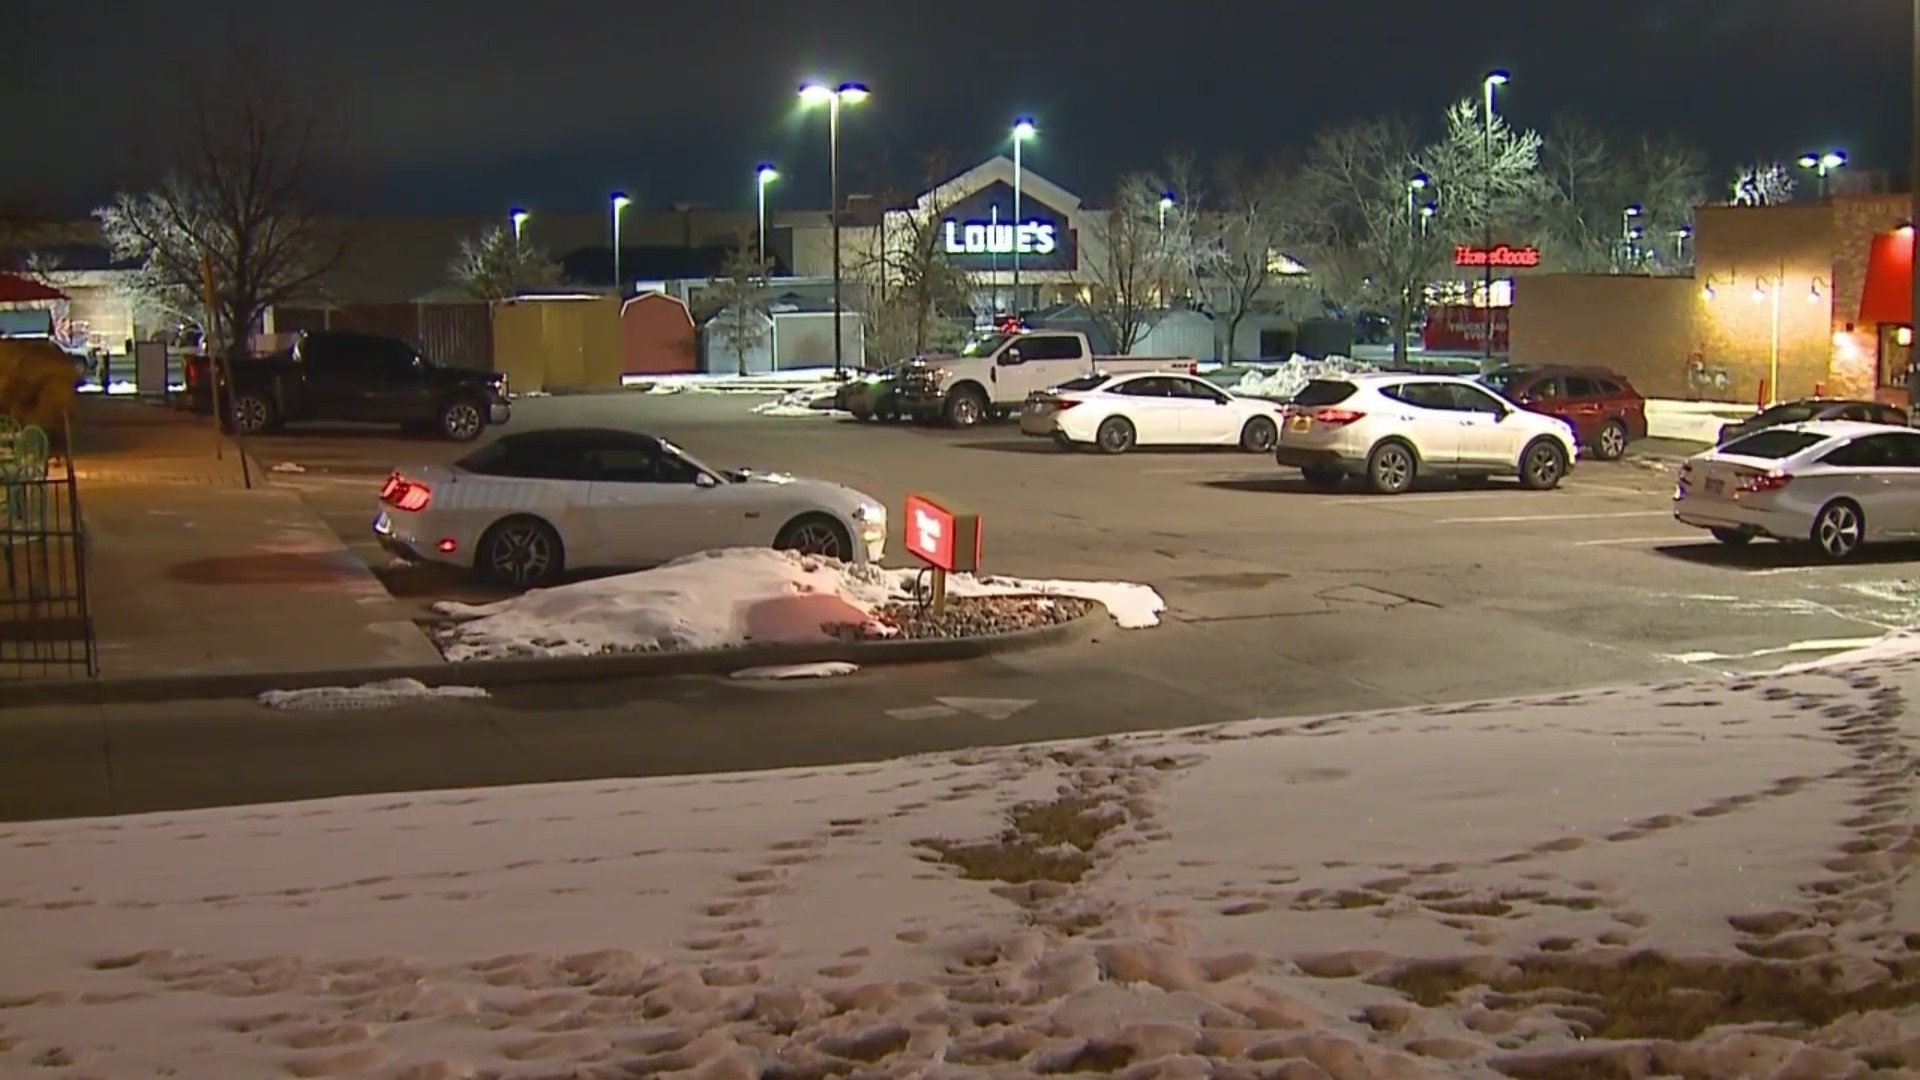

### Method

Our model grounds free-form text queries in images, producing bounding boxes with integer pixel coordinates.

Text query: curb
[1,608,1103,708]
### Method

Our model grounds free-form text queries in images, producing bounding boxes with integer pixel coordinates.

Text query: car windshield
[1478,370,1524,394]
[1719,429,1824,460]
[960,333,1012,357]
[658,439,720,480]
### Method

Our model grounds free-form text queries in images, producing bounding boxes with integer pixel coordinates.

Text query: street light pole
[1011,119,1035,317]
[1481,71,1509,367]
[610,193,630,293]
[1621,205,1642,271]
[755,165,778,268]
[510,208,528,250]
[800,81,868,376]
[1157,193,1175,304]
[1797,151,1849,199]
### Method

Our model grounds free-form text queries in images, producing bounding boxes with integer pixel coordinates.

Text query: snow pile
[628,368,841,394]
[432,548,896,661]
[256,678,489,710]
[730,660,860,680]
[1230,353,1375,400]
[430,549,1167,660]
[6,654,1919,1078]
[750,385,842,418]
[267,461,305,474]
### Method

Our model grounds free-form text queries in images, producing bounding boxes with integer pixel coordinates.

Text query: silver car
[1673,420,1920,559]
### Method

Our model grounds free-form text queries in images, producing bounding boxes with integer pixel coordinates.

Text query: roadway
[6,391,1918,820]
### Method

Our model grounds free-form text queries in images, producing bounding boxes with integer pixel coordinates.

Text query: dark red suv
[1480,366,1648,461]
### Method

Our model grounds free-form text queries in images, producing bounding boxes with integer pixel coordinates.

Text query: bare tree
[846,155,976,365]
[1293,117,1449,366]
[1080,174,1168,354]
[1147,153,1219,302]
[93,68,347,360]
[1628,134,1708,273]
[1535,119,1706,275]
[448,225,561,301]
[701,237,773,376]
[1730,160,1797,207]
[1206,158,1310,359]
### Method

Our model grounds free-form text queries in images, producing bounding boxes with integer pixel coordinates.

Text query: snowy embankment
[750,385,842,418]
[626,369,842,394]
[1227,354,1376,401]
[4,637,1919,1078]
[427,548,1165,662]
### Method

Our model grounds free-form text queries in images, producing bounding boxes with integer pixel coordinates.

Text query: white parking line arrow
[933,697,1036,720]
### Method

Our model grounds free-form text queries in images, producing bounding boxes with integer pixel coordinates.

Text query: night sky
[6,0,1911,217]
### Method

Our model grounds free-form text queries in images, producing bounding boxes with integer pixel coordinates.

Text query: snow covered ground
[4,642,1919,1078]
[750,386,842,418]
[430,548,1166,662]
[625,369,842,394]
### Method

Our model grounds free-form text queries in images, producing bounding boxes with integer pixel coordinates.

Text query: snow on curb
[429,548,1164,662]
[750,386,842,418]
[257,678,488,710]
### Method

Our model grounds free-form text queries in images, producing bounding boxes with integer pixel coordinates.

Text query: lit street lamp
[510,208,529,249]
[799,80,869,376]
[1011,118,1036,315]
[1157,193,1176,303]
[610,193,630,292]
[1407,172,1430,229]
[1797,150,1848,199]
[1673,225,1693,264]
[1622,205,1641,269]
[755,164,778,267]
[1158,192,1175,233]
[1480,70,1510,366]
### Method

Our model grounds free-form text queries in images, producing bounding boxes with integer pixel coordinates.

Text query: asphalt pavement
[6,392,1918,821]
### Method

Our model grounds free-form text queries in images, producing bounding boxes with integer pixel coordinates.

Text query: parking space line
[1564,481,1665,496]
[1574,534,1696,546]
[1436,510,1671,524]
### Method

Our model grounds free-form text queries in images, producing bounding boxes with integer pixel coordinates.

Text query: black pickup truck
[186,329,510,441]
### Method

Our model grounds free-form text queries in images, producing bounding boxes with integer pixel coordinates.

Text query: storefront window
[1877,324,1912,389]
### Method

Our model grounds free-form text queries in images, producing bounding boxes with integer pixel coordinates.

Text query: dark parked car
[1715,398,1909,446]
[1480,365,1648,461]
[836,362,907,421]
[186,330,510,441]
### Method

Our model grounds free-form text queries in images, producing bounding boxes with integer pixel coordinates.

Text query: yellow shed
[491,295,623,393]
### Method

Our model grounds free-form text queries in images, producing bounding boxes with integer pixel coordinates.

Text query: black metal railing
[1,451,96,680]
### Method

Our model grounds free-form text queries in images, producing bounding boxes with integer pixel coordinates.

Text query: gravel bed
[858,594,1096,640]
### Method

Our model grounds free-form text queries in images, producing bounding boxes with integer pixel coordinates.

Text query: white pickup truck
[895,329,1198,428]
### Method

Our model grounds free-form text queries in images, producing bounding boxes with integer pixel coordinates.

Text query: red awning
[0,273,66,304]
[1860,228,1914,325]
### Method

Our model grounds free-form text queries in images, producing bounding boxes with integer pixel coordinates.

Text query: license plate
[1289,415,1312,432]
[1704,478,1724,496]
[373,510,391,534]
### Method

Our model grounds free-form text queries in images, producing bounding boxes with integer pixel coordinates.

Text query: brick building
[1510,194,1912,405]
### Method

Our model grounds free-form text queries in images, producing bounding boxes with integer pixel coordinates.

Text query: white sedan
[1673,420,1920,559]
[1019,371,1283,453]
[373,427,887,587]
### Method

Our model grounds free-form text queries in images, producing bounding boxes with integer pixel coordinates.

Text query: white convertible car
[1019,371,1285,453]
[373,427,887,586]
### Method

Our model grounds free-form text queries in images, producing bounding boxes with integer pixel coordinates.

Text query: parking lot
[255,390,1920,716]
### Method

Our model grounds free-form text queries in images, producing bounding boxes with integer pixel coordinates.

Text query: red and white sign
[1422,305,1511,353]
[903,493,981,573]
[1454,244,1541,269]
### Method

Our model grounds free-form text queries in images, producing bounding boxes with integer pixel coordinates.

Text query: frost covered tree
[1293,117,1452,367]
[848,155,976,365]
[1080,174,1171,354]
[1421,97,1546,256]
[447,225,560,301]
[1730,161,1797,207]
[702,239,773,376]
[93,68,346,359]
[1535,118,1707,274]
[1205,158,1311,360]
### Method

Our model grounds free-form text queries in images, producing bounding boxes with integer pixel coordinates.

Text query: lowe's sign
[942,220,1058,257]
[934,180,1077,272]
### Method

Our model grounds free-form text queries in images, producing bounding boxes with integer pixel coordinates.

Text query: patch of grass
[916,794,1122,886]
[1378,950,1920,1041]
[1428,898,1515,918]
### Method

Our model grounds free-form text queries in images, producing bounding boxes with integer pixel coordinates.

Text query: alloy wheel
[1599,422,1627,459]
[951,397,982,427]
[444,403,482,440]
[236,397,268,434]
[1815,504,1862,559]
[1526,445,1563,487]
[490,526,554,585]
[1372,447,1412,492]
[786,522,846,558]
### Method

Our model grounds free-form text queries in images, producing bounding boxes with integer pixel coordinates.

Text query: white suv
[1275,373,1580,494]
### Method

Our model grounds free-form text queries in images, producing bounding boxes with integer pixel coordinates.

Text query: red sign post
[903,493,982,616]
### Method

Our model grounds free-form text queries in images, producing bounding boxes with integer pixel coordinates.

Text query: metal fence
[1,455,96,681]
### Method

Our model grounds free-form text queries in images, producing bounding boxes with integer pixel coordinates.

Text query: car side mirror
[695,472,719,489]
[1001,349,1023,365]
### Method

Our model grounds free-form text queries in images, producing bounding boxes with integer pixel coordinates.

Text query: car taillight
[1739,473,1792,494]
[1053,398,1080,410]
[1313,408,1365,427]
[381,473,432,511]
